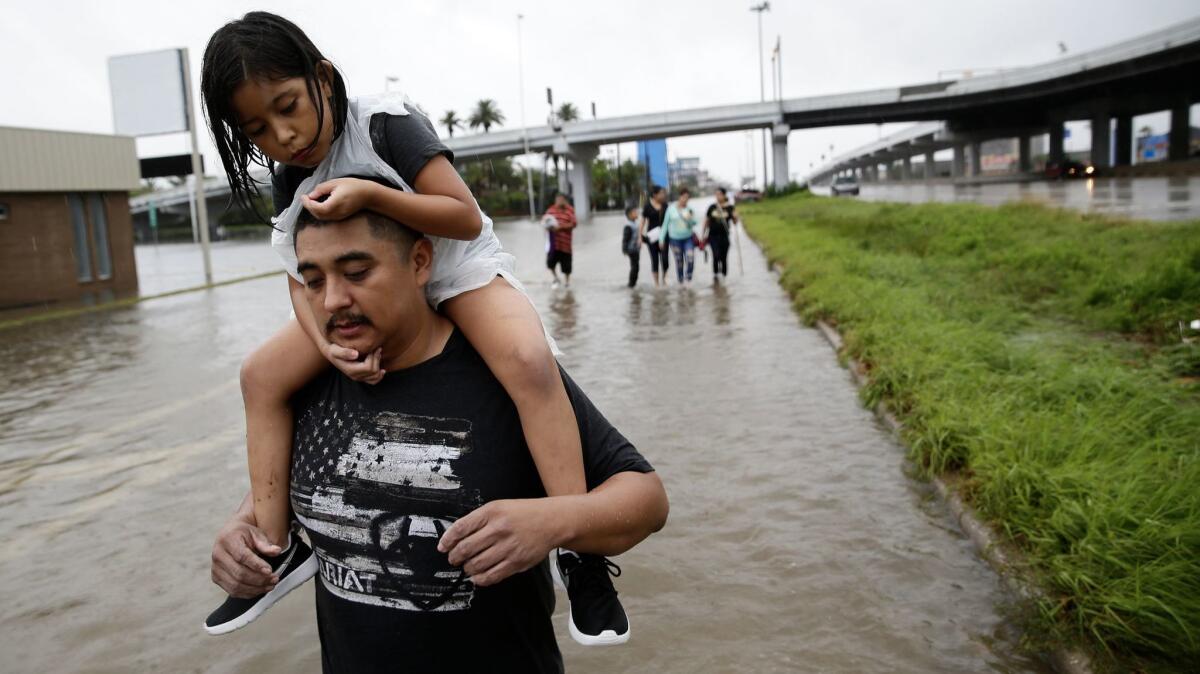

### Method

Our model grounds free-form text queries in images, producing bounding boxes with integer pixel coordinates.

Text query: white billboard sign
[108,48,189,137]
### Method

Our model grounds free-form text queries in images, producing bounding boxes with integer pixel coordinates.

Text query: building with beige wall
[0,126,140,309]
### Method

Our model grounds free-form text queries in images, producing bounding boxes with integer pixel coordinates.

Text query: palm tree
[468,99,505,133]
[556,102,579,124]
[440,110,463,138]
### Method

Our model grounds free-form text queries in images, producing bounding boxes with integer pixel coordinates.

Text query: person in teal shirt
[661,188,698,286]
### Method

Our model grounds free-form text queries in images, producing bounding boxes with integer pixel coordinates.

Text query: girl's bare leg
[241,319,330,546]
[443,278,586,497]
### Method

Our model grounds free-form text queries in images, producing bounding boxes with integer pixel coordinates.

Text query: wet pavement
[813,175,1200,221]
[0,205,1048,673]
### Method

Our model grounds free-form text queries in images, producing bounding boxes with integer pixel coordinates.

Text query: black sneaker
[203,533,318,635]
[551,549,630,646]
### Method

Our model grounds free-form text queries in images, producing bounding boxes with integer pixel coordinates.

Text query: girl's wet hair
[201,11,348,221]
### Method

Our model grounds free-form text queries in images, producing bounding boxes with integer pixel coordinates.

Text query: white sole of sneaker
[203,553,319,636]
[567,610,631,647]
[549,551,631,647]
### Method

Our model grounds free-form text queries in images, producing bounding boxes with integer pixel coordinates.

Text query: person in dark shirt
[639,185,670,286]
[704,187,739,284]
[210,204,668,673]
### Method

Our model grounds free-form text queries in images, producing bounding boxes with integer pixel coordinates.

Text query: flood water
[814,175,1200,221]
[0,205,1048,672]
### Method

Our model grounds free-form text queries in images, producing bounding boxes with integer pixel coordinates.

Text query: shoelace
[568,555,623,600]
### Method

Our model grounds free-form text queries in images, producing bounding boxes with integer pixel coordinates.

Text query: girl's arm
[300,155,483,241]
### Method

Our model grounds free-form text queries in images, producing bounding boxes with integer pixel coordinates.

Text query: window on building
[0,203,8,221]
[67,194,93,282]
[87,195,112,280]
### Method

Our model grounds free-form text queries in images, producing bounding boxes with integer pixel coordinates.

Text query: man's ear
[409,239,434,286]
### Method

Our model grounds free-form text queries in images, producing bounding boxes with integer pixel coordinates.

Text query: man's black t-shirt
[272,104,453,216]
[290,328,653,674]
[705,202,735,245]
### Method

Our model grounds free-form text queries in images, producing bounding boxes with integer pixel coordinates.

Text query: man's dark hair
[677,187,690,197]
[715,187,727,196]
[650,184,665,197]
[294,176,423,256]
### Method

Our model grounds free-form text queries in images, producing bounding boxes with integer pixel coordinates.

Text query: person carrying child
[198,11,635,646]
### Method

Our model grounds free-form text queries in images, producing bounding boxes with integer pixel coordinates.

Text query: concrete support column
[901,155,913,181]
[924,150,936,181]
[952,145,966,178]
[969,141,982,177]
[1018,134,1032,172]
[1114,114,1133,166]
[1048,123,1065,164]
[1091,113,1111,168]
[556,157,570,195]
[564,143,599,221]
[1169,101,1191,161]
[772,123,791,190]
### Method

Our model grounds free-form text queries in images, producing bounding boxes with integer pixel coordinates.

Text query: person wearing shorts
[544,191,576,287]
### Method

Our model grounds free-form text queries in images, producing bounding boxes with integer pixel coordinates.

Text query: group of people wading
[622,185,741,288]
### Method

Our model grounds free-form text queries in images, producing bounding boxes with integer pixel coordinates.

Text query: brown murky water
[0,205,1048,672]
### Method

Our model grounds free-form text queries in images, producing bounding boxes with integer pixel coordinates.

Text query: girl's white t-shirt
[271,93,518,309]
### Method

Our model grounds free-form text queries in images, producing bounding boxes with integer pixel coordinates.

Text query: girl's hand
[323,343,385,384]
[301,178,378,221]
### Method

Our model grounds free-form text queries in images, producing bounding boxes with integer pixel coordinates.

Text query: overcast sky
[2,0,1198,188]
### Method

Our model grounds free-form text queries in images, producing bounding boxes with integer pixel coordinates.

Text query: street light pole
[751,2,770,191]
[517,14,536,219]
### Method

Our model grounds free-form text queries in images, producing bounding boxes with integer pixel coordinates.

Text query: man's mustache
[325,312,373,336]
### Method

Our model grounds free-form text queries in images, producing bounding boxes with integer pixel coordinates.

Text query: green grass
[742,194,1200,670]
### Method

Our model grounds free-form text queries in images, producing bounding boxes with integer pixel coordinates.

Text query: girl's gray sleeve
[384,106,455,186]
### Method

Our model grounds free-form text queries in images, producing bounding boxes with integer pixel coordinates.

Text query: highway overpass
[135,16,1200,221]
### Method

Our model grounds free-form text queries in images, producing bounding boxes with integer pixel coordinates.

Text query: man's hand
[437,499,563,587]
[300,177,379,221]
[211,513,282,598]
[324,343,385,384]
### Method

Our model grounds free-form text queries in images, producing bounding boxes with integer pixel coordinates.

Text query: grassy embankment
[741,194,1199,669]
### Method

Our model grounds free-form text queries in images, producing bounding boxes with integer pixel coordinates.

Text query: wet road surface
[0,206,1048,672]
[814,175,1200,221]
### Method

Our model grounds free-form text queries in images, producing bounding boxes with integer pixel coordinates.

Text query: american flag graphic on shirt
[291,397,482,612]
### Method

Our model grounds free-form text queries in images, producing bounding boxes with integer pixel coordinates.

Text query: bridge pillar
[772,124,791,189]
[901,155,913,181]
[1091,113,1111,168]
[1018,134,1032,172]
[1048,123,1065,164]
[969,141,982,177]
[565,144,599,221]
[952,145,965,178]
[1114,114,1132,166]
[924,150,936,181]
[1169,101,1191,161]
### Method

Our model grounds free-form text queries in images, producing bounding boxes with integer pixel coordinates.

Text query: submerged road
[813,175,1200,222]
[0,207,1048,672]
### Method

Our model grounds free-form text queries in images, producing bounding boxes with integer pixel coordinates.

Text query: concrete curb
[776,266,1095,673]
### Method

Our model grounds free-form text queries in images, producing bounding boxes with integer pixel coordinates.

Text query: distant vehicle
[1044,160,1095,180]
[830,175,860,196]
[735,187,763,203]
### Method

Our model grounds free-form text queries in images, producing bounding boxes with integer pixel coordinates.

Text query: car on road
[830,175,860,196]
[1044,160,1096,180]
[735,187,763,203]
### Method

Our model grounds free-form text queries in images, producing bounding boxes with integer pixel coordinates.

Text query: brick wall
[0,191,139,309]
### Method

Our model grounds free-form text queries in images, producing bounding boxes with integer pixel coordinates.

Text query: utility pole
[516,14,536,219]
[750,2,771,191]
